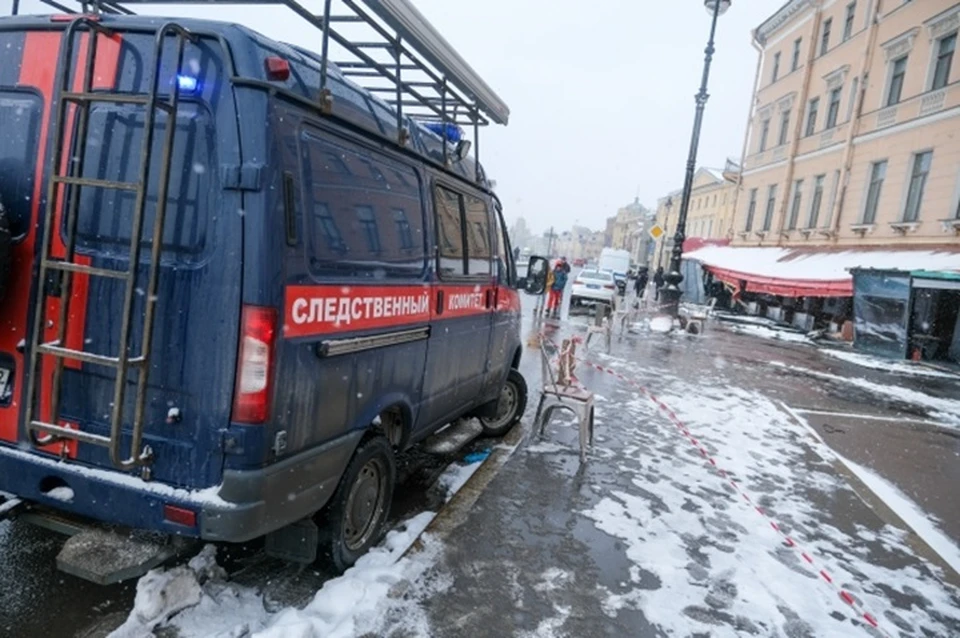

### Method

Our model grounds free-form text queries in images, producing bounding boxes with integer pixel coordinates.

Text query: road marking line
[791,408,947,427]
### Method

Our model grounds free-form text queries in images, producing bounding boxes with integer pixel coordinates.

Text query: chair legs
[535,392,595,463]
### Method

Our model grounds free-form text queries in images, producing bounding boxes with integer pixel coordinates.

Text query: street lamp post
[660,0,730,317]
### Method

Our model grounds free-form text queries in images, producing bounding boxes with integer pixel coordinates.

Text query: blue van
[0,1,525,578]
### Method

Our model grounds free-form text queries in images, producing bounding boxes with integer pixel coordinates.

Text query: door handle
[485,289,493,309]
[436,290,444,316]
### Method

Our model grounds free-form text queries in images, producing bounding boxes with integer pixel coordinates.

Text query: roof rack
[12,0,509,179]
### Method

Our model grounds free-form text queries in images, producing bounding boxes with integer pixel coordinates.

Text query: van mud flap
[57,529,197,585]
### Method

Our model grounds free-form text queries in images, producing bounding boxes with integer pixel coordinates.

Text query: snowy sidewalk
[394,330,960,637]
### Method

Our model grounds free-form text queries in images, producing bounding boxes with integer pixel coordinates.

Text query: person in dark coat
[634,268,649,299]
[653,267,665,301]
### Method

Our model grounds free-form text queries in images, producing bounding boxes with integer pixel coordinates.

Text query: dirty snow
[726,322,813,344]
[576,366,960,637]
[839,455,960,577]
[437,460,483,503]
[820,348,959,379]
[771,360,960,426]
[110,514,438,638]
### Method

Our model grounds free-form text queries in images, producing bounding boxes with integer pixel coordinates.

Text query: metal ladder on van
[23,17,197,471]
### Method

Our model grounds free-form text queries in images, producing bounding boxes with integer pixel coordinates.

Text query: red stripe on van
[3,30,123,455]
[283,283,516,338]
[0,31,61,445]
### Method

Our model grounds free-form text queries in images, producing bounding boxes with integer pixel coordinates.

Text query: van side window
[463,194,492,276]
[300,130,425,279]
[434,186,465,276]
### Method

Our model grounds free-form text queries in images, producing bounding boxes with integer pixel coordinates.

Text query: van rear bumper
[0,431,362,543]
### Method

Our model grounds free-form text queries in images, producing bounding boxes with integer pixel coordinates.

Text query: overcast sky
[12,0,778,234]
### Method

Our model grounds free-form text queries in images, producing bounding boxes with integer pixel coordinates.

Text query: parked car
[0,10,524,581]
[570,269,617,308]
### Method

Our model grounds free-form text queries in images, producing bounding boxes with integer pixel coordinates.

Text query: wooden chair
[533,337,595,463]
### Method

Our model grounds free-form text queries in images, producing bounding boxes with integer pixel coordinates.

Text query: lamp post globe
[704,0,731,15]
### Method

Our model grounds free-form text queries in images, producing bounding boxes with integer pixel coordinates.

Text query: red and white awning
[683,245,960,298]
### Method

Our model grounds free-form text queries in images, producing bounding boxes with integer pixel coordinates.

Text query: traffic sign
[649,224,664,240]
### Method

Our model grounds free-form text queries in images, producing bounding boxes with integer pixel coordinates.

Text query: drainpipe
[830,0,884,237]
[731,31,764,238]
[774,1,825,243]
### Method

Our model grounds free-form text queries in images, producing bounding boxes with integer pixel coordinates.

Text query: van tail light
[604,284,616,290]
[231,305,278,424]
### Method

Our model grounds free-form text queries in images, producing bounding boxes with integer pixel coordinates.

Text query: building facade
[735,0,960,248]
[608,198,649,251]
[652,168,738,269]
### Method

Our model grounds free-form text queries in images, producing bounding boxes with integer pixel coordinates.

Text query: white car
[570,269,617,308]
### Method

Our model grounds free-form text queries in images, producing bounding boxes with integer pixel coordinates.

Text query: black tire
[479,368,528,437]
[317,436,396,573]
[0,202,11,302]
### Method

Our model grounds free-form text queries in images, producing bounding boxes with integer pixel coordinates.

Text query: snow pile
[108,547,211,638]
[108,513,437,638]
[252,512,437,638]
[44,486,75,502]
[820,348,960,379]
[649,315,674,333]
[726,322,813,344]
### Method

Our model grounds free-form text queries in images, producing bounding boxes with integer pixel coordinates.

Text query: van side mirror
[524,256,549,295]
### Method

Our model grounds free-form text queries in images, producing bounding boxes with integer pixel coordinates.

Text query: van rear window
[300,130,426,279]
[71,103,215,261]
[0,91,42,239]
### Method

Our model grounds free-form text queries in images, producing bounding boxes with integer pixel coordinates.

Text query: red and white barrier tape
[536,332,888,636]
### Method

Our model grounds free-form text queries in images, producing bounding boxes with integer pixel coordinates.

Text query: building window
[778,109,791,146]
[392,208,414,249]
[932,32,956,91]
[435,186,466,276]
[788,180,804,230]
[772,52,781,82]
[805,97,819,136]
[886,56,907,106]
[745,189,757,231]
[863,160,887,224]
[826,87,842,128]
[903,151,932,222]
[809,175,825,227]
[356,206,381,253]
[762,184,777,231]
[759,118,770,152]
[792,38,802,71]
[843,3,856,41]
[821,18,832,56]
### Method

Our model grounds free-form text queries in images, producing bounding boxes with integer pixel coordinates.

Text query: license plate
[587,284,600,289]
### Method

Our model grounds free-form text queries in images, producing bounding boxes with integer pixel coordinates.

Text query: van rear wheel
[479,369,528,437]
[317,436,396,573]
